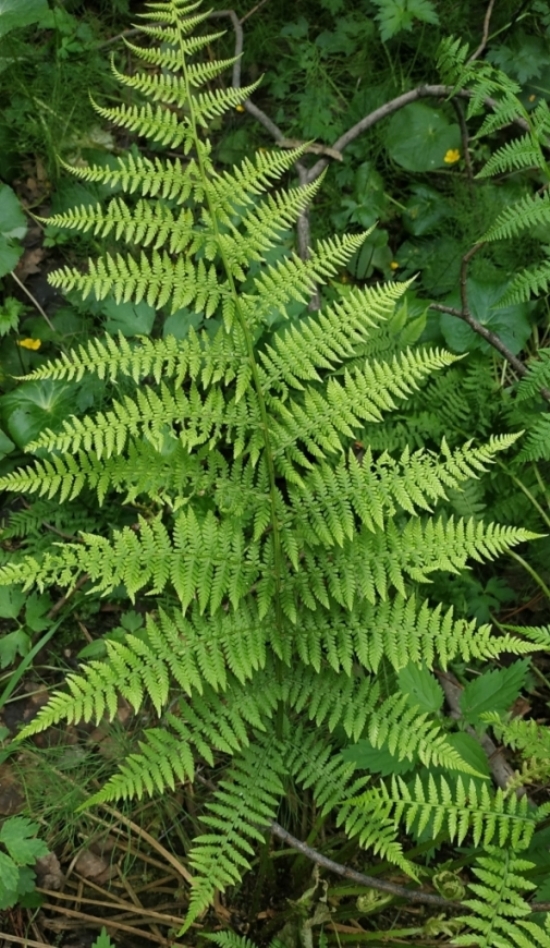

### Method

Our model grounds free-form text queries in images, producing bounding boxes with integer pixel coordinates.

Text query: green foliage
[91,930,116,948]
[454,849,548,947]
[0,815,48,910]
[2,1,550,938]
[0,183,26,276]
[371,0,439,42]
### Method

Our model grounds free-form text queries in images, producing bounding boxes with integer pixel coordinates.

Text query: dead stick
[468,0,497,62]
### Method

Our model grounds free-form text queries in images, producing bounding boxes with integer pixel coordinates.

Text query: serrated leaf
[0,850,20,908]
[0,585,25,619]
[341,739,417,776]
[0,816,49,865]
[460,660,530,726]
[92,928,117,948]
[0,629,31,669]
[398,663,444,714]
[0,0,48,38]
[0,183,27,277]
[24,593,52,632]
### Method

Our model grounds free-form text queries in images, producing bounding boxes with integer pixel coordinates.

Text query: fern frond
[294,595,536,676]
[516,349,550,401]
[454,848,536,947]
[482,191,550,241]
[184,739,286,930]
[476,134,543,179]
[516,413,550,460]
[503,253,550,303]
[481,710,550,775]
[350,774,538,852]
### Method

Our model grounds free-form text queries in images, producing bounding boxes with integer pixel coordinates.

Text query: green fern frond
[85,685,278,806]
[454,848,536,947]
[482,191,550,242]
[481,710,550,775]
[350,774,538,852]
[516,413,550,460]
[502,253,550,303]
[2,3,544,932]
[516,349,550,401]
[184,740,286,930]
[294,595,536,675]
[476,135,543,179]
[17,605,270,740]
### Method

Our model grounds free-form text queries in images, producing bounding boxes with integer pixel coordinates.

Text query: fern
[349,774,538,853]
[0,1,547,931]
[453,848,542,947]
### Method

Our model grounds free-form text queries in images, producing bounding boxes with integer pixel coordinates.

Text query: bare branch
[468,0,497,63]
[269,821,454,908]
[430,241,550,403]
[452,97,474,183]
[240,0,270,24]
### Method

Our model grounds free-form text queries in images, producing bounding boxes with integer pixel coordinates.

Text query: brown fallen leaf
[35,851,64,890]
[75,848,111,883]
[15,246,46,282]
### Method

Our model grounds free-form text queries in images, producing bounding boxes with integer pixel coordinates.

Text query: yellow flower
[529,94,537,102]
[235,104,246,113]
[444,149,461,164]
[17,338,42,350]
[390,261,399,270]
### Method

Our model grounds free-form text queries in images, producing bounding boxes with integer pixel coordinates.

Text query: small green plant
[0,815,48,910]
[91,928,116,948]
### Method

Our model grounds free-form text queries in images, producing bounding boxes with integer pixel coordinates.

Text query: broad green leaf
[341,739,416,776]
[0,816,48,865]
[398,663,444,714]
[0,851,19,908]
[445,733,491,778]
[385,103,460,172]
[440,279,533,355]
[0,297,24,336]
[460,660,530,726]
[0,585,25,619]
[25,593,52,632]
[0,0,48,38]
[16,866,41,905]
[102,298,156,337]
[0,428,15,459]
[0,629,31,669]
[0,184,27,277]
[1,380,75,448]
[163,307,202,340]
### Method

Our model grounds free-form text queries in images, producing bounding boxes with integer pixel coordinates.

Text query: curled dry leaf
[75,848,111,883]
[35,851,64,890]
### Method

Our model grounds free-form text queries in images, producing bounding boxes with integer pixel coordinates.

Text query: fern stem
[174,4,287,734]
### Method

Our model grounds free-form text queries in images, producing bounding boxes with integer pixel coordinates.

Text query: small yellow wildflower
[444,149,461,164]
[390,261,399,270]
[17,338,41,350]
[529,94,537,102]
[235,104,246,113]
